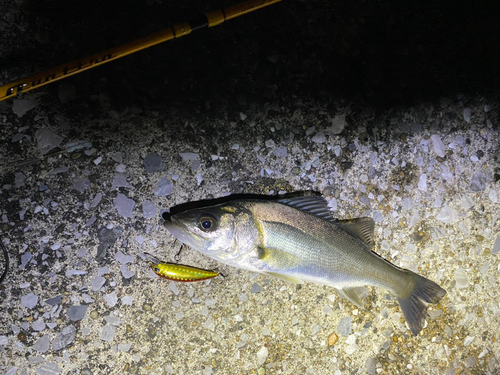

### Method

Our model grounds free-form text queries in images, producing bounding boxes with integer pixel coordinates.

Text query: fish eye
[198,213,218,232]
[153,266,160,273]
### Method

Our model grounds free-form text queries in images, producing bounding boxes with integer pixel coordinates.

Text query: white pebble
[479,349,488,358]
[65,269,87,276]
[373,211,383,223]
[431,135,445,157]
[32,321,46,331]
[311,132,325,144]
[461,195,474,210]
[256,346,269,365]
[118,343,133,352]
[111,152,123,163]
[273,146,288,158]
[265,139,275,148]
[463,336,474,346]
[346,345,357,355]
[104,292,118,307]
[82,294,94,303]
[436,205,458,224]
[305,126,316,136]
[346,334,356,345]
[463,108,471,123]
[203,317,215,331]
[115,251,134,264]
[418,174,427,191]
[454,268,468,289]
[489,189,498,203]
[169,281,179,296]
[459,222,470,237]
[479,262,490,277]
[101,324,116,342]
[93,156,103,165]
[120,265,135,279]
[196,174,203,186]
[179,152,199,161]
[408,212,420,228]
[121,296,134,306]
[328,198,337,211]
[92,276,106,291]
[333,145,341,157]
[331,114,346,134]
[401,197,414,210]
[433,195,442,208]
[492,235,500,255]
[115,163,126,173]
[21,293,38,309]
[337,316,352,336]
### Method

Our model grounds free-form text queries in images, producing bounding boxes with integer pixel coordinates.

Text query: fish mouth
[163,216,206,251]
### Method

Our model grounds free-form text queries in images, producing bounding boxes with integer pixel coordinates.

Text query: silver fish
[164,196,446,335]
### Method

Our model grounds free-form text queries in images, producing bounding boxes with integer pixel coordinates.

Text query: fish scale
[260,215,401,290]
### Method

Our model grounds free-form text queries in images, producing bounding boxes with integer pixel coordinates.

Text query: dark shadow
[1,0,499,112]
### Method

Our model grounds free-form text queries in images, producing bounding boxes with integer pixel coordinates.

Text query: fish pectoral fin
[337,286,370,308]
[336,218,375,248]
[263,272,304,284]
[256,246,302,269]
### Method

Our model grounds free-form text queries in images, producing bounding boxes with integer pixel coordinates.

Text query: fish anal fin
[337,218,375,247]
[263,272,304,284]
[257,246,302,269]
[337,286,370,308]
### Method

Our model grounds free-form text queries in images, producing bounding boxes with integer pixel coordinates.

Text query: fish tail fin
[396,272,446,336]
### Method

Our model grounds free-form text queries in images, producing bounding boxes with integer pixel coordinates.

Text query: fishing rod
[0,0,282,102]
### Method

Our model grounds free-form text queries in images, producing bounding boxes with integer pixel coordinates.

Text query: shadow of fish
[163,195,446,335]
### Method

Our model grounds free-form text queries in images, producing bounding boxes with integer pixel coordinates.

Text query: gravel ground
[1,1,500,374]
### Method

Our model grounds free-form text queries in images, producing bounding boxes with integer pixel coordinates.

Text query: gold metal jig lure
[145,253,217,282]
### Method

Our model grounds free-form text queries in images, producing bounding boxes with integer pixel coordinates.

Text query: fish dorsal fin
[337,218,375,247]
[278,196,336,223]
[263,271,304,284]
[278,197,375,248]
[337,286,370,308]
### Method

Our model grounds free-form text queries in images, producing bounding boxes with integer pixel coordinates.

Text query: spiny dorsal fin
[278,196,337,223]
[278,196,375,248]
[336,218,375,247]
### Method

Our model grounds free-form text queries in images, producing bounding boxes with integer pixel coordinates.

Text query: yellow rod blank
[0,0,281,102]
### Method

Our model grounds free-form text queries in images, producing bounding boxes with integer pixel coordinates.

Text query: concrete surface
[1,1,499,374]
